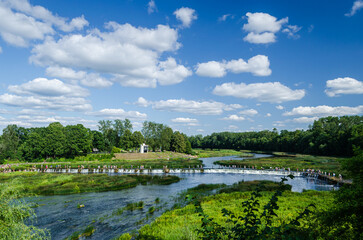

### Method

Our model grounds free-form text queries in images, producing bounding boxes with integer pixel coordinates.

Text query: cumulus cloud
[196,55,271,77]
[30,22,191,88]
[88,108,147,120]
[265,113,272,117]
[291,117,318,124]
[174,7,197,28]
[213,82,305,103]
[8,78,89,97]
[135,97,150,107]
[222,115,245,121]
[171,117,198,123]
[325,77,363,97]
[243,12,298,44]
[276,105,284,110]
[137,98,243,115]
[284,105,363,117]
[0,0,88,47]
[147,0,157,14]
[239,109,258,116]
[0,93,92,111]
[345,0,363,17]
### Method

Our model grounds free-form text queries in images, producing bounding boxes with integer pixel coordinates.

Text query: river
[30,154,338,239]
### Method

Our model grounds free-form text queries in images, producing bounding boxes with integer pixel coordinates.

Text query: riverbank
[119,181,334,239]
[194,149,254,158]
[214,154,346,176]
[0,172,180,196]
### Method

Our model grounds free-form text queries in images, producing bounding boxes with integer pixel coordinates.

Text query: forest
[189,116,363,157]
[0,119,192,163]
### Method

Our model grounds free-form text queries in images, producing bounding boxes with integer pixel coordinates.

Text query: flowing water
[30,154,338,239]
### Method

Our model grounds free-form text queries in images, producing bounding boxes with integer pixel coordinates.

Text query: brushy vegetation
[0,172,180,196]
[134,180,334,239]
[215,154,345,174]
[0,181,50,240]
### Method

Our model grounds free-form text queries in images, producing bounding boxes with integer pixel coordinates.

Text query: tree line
[0,119,192,163]
[189,116,363,157]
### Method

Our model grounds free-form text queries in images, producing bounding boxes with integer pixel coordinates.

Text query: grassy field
[0,172,180,196]
[1,153,203,172]
[215,154,346,175]
[113,152,196,160]
[194,149,250,158]
[120,181,334,239]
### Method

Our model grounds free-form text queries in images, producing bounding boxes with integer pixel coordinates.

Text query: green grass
[134,184,334,240]
[194,149,247,158]
[215,154,346,175]
[2,157,203,172]
[0,172,180,196]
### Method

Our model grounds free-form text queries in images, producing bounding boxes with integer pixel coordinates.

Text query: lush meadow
[0,172,180,196]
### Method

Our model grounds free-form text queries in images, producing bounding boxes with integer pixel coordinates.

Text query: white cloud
[222,115,245,121]
[171,117,198,123]
[135,97,150,107]
[0,3,53,47]
[174,7,197,28]
[345,0,363,17]
[284,105,363,117]
[282,25,302,39]
[5,0,88,32]
[213,82,305,103]
[292,117,318,124]
[243,12,296,44]
[89,108,147,120]
[196,55,271,77]
[30,22,190,88]
[218,14,233,22]
[0,46,2,53]
[0,0,88,47]
[196,61,226,77]
[265,113,271,117]
[325,77,363,97]
[239,109,258,116]
[46,66,86,80]
[196,129,204,132]
[244,32,276,44]
[0,93,92,111]
[80,73,113,88]
[276,105,284,110]
[139,98,243,115]
[8,78,89,97]
[147,0,157,14]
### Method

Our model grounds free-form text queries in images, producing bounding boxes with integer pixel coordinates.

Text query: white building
[140,143,149,153]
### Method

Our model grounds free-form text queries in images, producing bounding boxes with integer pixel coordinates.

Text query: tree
[19,128,46,161]
[92,130,105,151]
[119,129,133,150]
[44,122,66,158]
[98,120,117,151]
[171,131,186,153]
[0,125,20,160]
[64,124,93,157]
[160,127,173,151]
[132,131,144,150]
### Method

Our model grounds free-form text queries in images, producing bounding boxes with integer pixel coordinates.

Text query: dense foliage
[0,119,192,163]
[0,181,50,239]
[189,116,363,157]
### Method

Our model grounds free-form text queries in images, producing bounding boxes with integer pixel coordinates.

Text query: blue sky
[0,0,362,135]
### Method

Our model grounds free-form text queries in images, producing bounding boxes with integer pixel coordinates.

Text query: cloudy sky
[0,0,362,135]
